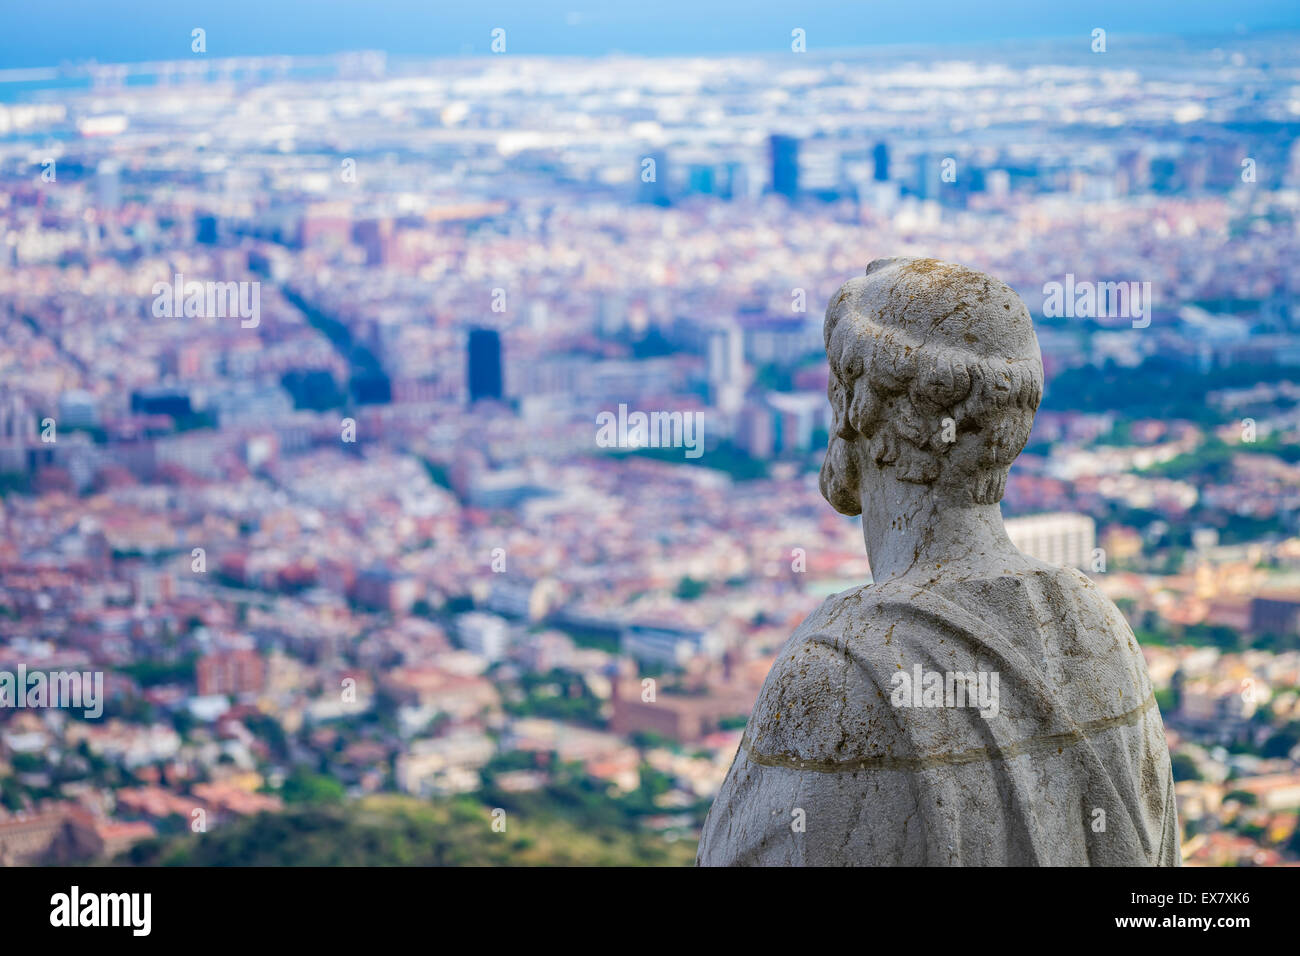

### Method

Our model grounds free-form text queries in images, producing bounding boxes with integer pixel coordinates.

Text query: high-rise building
[707,324,746,414]
[798,140,841,199]
[95,160,121,211]
[196,649,266,697]
[195,213,219,245]
[1004,512,1096,569]
[686,162,717,196]
[457,612,511,662]
[769,134,800,198]
[353,218,395,265]
[915,152,942,201]
[0,389,35,444]
[57,390,98,429]
[873,141,890,181]
[0,389,36,472]
[467,328,503,403]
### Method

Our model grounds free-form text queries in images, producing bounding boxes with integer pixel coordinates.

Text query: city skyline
[1,10,1299,874]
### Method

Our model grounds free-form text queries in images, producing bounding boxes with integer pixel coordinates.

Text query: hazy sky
[1,0,1298,67]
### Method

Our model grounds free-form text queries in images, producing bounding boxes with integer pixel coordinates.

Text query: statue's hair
[820,267,1043,512]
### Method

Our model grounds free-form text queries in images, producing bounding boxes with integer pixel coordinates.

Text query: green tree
[281,768,346,805]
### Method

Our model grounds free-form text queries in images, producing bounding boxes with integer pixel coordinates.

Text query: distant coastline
[2,26,1298,105]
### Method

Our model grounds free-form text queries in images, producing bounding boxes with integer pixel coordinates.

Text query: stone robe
[697,566,1179,866]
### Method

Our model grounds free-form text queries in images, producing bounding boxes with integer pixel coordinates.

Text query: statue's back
[697,565,1179,866]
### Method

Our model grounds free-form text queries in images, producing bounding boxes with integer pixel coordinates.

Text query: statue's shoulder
[1025,563,1143,647]
[768,580,940,672]
[772,583,907,663]
[744,585,919,764]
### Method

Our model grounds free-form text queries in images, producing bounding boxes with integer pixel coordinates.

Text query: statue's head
[820,257,1043,514]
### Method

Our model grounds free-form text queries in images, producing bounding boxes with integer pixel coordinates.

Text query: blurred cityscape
[2,29,1300,865]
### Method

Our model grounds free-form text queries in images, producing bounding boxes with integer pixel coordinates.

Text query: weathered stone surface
[697,257,1179,866]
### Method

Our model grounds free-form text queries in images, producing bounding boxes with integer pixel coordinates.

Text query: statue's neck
[858,473,1017,584]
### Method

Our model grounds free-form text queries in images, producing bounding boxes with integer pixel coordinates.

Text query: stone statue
[698,257,1179,866]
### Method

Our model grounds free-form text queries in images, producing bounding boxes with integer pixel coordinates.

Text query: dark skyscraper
[769,134,799,198]
[467,328,503,403]
[195,213,219,245]
[873,141,890,181]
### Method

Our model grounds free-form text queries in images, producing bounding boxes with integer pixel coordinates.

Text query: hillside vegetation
[121,794,697,867]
